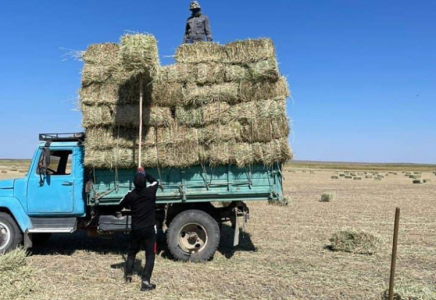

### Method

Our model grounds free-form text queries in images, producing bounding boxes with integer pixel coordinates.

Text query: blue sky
[0,0,435,163]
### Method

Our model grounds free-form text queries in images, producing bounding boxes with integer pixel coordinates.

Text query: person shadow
[110,254,143,277]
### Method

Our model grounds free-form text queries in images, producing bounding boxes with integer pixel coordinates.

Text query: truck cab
[0,133,285,261]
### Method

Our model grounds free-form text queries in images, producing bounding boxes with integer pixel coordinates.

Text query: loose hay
[329,230,381,255]
[0,248,34,300]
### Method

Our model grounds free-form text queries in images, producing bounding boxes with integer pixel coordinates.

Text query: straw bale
[239,77,289,102]
[158,64,192,83]
[175,42,225,64]
[80,77,149,105]
[181,77,289,106]
[85,124,205,151]
[81,43,134,87]
[175,39,275,64]
[183,82,239,106]
[85,141,204,169]
[160,59,278,85]
[82,43,120,64]
[206,138,291,168]
[81,104,173,128]
[224,39,276,64]
[149,80,184,107]
[120,34,160,80]
[176,102,232,127]
[224,64,247,82]
[176,98,286,127]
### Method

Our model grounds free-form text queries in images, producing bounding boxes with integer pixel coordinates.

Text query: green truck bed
[89,164,284,206]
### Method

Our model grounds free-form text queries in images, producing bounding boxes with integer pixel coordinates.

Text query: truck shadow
[30,224,256,260]
[30,231,130,256]
[217,223,257,259]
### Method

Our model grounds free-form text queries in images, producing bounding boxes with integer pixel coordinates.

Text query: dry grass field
[1,160,435,300]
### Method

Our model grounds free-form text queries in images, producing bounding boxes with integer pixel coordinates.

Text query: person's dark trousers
[125,226,156,282]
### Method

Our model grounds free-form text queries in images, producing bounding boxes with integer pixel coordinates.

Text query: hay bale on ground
[120,34,159,80]
[329,230,380,255]
[321,193,335,202]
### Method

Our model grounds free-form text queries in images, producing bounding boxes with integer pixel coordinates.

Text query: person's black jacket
[119,174,158,230]
[183,12,212,43]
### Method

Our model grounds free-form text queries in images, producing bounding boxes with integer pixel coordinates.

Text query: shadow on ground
[30,224,257,260]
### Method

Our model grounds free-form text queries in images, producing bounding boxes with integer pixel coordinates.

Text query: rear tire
[167,210,220,262]
[0,212,23,254]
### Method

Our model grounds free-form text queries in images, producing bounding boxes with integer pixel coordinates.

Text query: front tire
[167,210,220,262]
[0,212,23,254]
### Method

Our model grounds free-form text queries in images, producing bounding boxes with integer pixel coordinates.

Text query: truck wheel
[0,212,23,254]
[167,210,220,262]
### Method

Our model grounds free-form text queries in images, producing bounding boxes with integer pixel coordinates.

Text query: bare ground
[1,162,435,300]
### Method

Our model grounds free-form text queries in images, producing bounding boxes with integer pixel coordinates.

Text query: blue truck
[0,133,285,261]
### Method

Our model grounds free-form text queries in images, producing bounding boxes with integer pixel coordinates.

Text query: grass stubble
[1,164,435,299]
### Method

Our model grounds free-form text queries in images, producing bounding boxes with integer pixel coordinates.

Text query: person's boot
[124,274,132,283]
[140,280,156,291]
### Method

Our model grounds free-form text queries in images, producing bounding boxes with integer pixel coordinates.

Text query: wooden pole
[138,74,143,168]
[388,207,400,300]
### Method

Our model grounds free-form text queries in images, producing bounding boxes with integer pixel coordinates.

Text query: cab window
[37,150,73,175]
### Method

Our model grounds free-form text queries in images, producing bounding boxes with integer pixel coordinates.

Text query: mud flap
[231,208,240,247]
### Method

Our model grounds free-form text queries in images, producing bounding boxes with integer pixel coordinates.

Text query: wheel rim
[0,222,11,251]
[178,223,208,253]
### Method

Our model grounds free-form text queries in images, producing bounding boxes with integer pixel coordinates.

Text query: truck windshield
[36,150,73,176]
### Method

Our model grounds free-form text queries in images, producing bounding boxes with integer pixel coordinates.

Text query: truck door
[27,149,74,214]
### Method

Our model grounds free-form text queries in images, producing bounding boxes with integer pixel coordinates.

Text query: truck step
[28,217,77,233]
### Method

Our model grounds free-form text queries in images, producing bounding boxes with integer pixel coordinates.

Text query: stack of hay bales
[81,34,292,169]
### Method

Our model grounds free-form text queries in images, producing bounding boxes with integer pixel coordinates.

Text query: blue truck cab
[0,133,285,261]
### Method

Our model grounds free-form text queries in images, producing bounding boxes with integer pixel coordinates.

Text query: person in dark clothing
[119,167,159,291]
[183,1,213,44]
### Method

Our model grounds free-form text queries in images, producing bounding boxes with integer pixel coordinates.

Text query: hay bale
[80,77,147,105]
[224,39,276,63]
[120,34,159,80]
[159,58,279,84]
[81,104,173,128]
[329,230,380,255]
[205,138,292,168]
[85,141,204,169]
[81,43,133,87]
[381,283,436,300]
[149,80,184,107]
[175,39,275,64]
[413,179,422,184]
[321,193,335,202]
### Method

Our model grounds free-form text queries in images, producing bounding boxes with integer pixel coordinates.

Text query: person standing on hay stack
[119,167,159,291]
[183,1,213,43]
